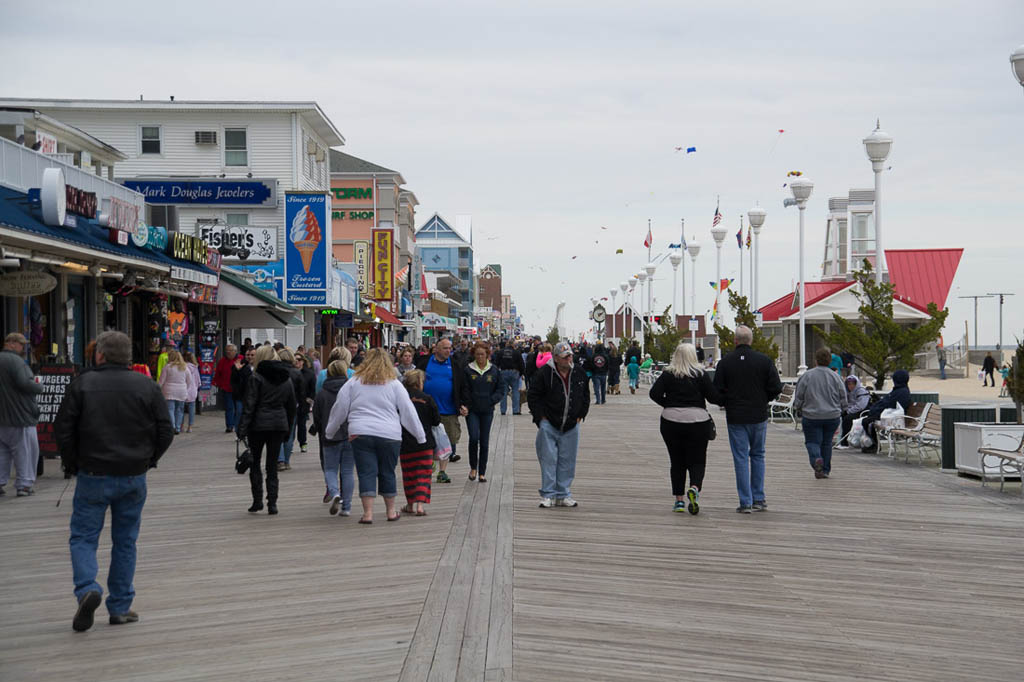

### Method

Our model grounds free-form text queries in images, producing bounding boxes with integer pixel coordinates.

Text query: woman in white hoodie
[326,348,426,524]
[158,349,195,435]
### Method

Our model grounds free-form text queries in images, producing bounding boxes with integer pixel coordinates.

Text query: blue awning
[0,186,214,276]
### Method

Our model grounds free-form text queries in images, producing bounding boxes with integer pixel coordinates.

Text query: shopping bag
[432,424,452,461]
[848,418,865,448]
[978,370,985,381]
[879,406,905,430]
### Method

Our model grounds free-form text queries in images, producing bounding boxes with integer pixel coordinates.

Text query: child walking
[399,370,440,516]
[627,357,641,394]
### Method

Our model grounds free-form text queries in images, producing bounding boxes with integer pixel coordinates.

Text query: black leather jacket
[527,360,590,432]
[55,364,174,476]
[239,361,296,437]
[650,370,721,410]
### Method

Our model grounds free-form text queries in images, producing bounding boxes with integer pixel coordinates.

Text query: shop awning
[372,305,402,326]
[218,268,295,313]
[0,186,214,277]
[225,306,304,329]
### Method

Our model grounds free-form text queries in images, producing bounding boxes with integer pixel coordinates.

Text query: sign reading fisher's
[372,228,393,302]
[284,192,330,305]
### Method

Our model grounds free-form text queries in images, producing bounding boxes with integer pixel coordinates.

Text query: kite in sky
[615,249,624,254]
[768,129,786,155]
[674,146,697,153]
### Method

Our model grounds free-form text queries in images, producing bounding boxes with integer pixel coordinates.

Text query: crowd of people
[0,323,933,633]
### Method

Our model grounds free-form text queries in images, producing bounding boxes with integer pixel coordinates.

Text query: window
[140,126,161,155]
[146,205,178,230]
[225,213,249,226]
[224,128,248,166]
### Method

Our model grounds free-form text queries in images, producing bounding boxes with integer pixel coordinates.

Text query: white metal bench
[979,435,1024,495]
[769,384,796,427]
[888,403,941,464]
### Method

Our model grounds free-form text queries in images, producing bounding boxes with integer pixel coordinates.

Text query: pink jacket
[536,352,552,368]
[186,363,201,402]
[159,364,194,403]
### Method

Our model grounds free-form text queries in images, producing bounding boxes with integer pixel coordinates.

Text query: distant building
[479,263,502,310]
[416,213,474,325]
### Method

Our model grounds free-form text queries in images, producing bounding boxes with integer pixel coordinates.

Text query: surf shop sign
[284,192,330,306]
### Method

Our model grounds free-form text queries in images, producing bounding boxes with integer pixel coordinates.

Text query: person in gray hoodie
[838,375,871,447]
[0,333,43,496]
[794,348,847,478]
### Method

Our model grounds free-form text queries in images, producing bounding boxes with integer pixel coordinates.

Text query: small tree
[714,290,779,360]
[1004,337,1024,424]
[815,260,948,390]
[644,306,684,363]
[545,325,561,345]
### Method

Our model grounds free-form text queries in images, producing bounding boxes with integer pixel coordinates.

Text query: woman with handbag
[649,342,721,515]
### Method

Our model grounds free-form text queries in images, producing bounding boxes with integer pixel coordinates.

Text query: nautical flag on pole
[668,243,682,249]
[746,227,752,249]
[736,227,743,248]
[712,201,722,227]
[644,225,653,248]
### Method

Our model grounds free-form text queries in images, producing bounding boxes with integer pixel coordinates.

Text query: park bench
[888,403,942,464]
[877,402,927,458]
[769,384,796,427]
[979,435,1024,495]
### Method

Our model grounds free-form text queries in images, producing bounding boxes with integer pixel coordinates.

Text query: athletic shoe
[673,500,686,513]
[687,487,700,515]
[329,495,341,516]
[276,461,286,471]
[752,500,768,511]
[225,427,234,433]
[0,486,5,496]
[437,471,451,484]
[834,444,849,450]
[813,457,825,478]
[323,490,331,503]
[109,611,139,626]
[555,497,578,507]
[16,487,34,497]
[300,444,308,453]
[339,509,351,517]
[736,505,753,514]
[538,497,553,508]
[72,590,102,632]
[449,454,461,463]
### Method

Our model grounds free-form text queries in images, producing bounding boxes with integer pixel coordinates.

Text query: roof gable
[886,248,963,310]
[759,282,853,322]
[328,149,398,176]
[416,213,468,243]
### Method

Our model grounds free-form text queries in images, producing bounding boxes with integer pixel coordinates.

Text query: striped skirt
[400,449,433,504]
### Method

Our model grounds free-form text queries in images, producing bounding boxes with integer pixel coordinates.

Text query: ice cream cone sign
[289,205,322,274]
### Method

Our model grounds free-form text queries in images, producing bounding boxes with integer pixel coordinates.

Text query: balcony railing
[0,136,145,213]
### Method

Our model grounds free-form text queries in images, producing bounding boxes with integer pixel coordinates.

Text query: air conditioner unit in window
[306,139,316,155]
[195,131,217,145]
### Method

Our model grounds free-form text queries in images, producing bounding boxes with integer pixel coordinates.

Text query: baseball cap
[553,342,573,357]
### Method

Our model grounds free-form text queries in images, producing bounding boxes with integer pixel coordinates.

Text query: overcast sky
[2,1,1022,347]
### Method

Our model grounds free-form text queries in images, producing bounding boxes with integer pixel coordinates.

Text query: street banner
[284,192,329,305]
[354,240,370,297]
[35,363,77,456]
[372,228,393,301]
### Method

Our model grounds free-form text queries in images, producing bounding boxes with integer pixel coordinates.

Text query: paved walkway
[1,394,1022,681]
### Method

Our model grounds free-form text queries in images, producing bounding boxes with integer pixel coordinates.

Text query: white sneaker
[538,497,553,508]
[339,509,351,517]
[555,497,578,507]
[329,495,341,516]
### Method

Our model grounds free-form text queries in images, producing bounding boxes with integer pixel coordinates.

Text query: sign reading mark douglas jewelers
[120,178,278,207]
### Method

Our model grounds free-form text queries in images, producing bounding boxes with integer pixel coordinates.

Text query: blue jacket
[462,362,504,413]
[869,370,911,418]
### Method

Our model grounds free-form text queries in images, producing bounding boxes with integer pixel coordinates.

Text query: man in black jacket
[713,326,783,514]
[585,343,610,405]
[527,342,590,508]
[495,341,525,416]
[54,331,174,632]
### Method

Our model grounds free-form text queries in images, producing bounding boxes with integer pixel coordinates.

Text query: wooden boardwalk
[1,395,1022,681]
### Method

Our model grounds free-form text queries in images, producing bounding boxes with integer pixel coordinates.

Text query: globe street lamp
[687,240,701,347]
[747,206,766,310]
[644,262,657,339]
[863,120,893,284]
[628,276,638,340]
[710,224,729,361]
[609,287,619,341]
[637,271,648,357]
[1011,45,1024,90]
[619,281,630,340]
[669,251,682,327]
[790,176,814,374]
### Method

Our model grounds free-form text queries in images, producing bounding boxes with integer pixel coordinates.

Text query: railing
[0,136,145,212]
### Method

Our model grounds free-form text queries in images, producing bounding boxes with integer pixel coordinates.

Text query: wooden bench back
[923,407,942,437]
[905,402,927,421]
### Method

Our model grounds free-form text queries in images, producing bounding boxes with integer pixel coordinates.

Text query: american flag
[712,201,722,227]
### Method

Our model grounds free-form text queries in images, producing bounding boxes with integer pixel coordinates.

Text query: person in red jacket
[213,344,239,433]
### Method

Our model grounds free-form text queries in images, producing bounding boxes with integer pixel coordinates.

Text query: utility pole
[986,292,1015,354]
[958,295,993,355]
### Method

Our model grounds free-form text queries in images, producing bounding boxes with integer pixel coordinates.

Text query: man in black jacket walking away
[713,326,783,513]
[54,331,174,632]
[495,341,525,415]
[528,342,590,508]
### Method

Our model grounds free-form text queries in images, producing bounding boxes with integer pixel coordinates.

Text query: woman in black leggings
[649,343,722,515]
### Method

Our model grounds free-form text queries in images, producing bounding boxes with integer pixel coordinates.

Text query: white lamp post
[863,120,893,284]
[619,281,630,341]
[637,271,648,356]
[747,206,766,310]
[1011,45,1024,90]
[790,176,814,374]
[628,276,638,339]
[687,240,701,347]
[710,224,729,361]
[609,288,619,341]
[644,262,657,337]
[669,252,682,329]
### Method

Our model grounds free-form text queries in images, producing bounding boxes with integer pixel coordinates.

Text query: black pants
[840,413,856,442]
[659,418,710,495]
[296,410,309,446]
[248,430,286,504]
[860,415,879,453]
[467,410,495,476]
[984,368,995,386]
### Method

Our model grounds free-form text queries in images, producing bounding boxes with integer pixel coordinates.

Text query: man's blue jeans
[726,421,768,507]
[223,392,238,429]
[500,370,521,414]
[69,473,147,615]
[591,375,607,404]
[801,417,840,474]
[535,420,580,499]
[279,419,298,464]
[322,440,355,511]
